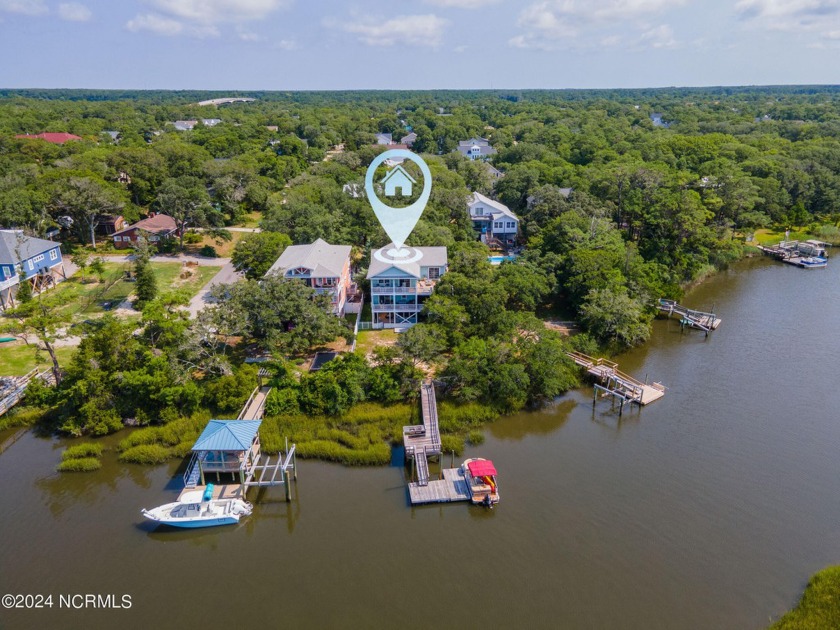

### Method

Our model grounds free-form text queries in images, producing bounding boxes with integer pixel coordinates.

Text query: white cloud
[274,38,297,50]
[509,0,686,50]
[639,23,676,48]
[424,0,499,7]
[126,13,184,36]
[736,0,840,40]
[58,3,91,22]
[0,0,47,16]
[337,14,449,48]
[148,0,292,25]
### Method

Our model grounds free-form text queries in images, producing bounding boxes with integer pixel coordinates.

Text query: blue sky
[1,0,839,89]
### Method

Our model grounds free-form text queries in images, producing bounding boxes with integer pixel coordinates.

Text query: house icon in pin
[381,165,417,197]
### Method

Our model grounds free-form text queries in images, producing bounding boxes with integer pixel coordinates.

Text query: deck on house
[566,351,666,406]
[408,467,471,505]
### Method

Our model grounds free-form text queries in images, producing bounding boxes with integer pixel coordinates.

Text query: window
[32,254,45,264]
[123,236,132,242]
[428,267,440,279]
[49,249,58,261]
[494,221,503,229]
[475,207,483,215]
[507,222,516,229]
[149,236,159,242]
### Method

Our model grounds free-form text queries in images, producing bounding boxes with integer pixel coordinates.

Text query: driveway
[186,262,242,318]
[93,254,230,266]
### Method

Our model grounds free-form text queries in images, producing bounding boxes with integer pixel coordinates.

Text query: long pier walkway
[0,369,55,418]
[657,299,721,333]
[403,382,471,505]
[566,351,666,409]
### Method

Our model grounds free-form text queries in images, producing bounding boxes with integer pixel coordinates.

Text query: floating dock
[758,241,828,268]
[407,467,471,505]
[566,351,666,413]
[657,299,721,334]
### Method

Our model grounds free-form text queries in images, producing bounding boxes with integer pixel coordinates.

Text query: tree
[133,242,157,307]
[50,175,125,248]
[15,274,33,303]
[70,251,90,283]
[579,288,652,349]
[88,257,106,283]
[155,176,218,250]
[207,275,347,356]
[231,231,292,279]
[2,294,70,384]
[397,324,447,367]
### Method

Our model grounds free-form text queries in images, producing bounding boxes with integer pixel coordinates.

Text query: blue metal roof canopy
[191,420,262,452]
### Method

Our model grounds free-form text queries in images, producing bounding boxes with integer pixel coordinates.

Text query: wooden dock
[758,241,828,268]
[566,351,666,411]
[408,467,471,505]
[657,299,721,334]
[403,382,442,487]
[0,369,55,418]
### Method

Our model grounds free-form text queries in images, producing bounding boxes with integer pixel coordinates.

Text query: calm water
[2,256,840,630]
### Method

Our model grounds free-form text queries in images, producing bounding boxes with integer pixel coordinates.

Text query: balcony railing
[0,276,20,291]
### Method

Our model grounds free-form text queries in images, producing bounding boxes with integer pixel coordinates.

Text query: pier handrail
[237,385,260,420]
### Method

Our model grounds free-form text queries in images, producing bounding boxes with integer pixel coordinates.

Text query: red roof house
[111,213,178,249]
[15,132,83,144]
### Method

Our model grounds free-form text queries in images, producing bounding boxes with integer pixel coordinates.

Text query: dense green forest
[2,87,840,453]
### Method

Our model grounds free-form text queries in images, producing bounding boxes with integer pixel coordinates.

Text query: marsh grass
[61,443,103,460]
[119,444,172,464]
[771,566,840,629]
[56,457,102,472]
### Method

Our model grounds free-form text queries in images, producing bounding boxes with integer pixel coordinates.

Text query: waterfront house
[265,238,356,316]
[456,137,497,160]
[375,133,393,145]
[111,213,178,249]
[468,192,519,247]
[366,245,448,329]
[15,132,81,144]
[381,165,416,197]
[0,230,65,310]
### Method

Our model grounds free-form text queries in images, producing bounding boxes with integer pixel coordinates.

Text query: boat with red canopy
[461,458,500,506]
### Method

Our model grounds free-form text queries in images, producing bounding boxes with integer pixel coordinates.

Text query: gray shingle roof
[366,245,448,279]
[468,192,519,221]
[0,230,59,265]
[266,238,351,278]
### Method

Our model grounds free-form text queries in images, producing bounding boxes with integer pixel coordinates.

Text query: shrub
[264,387,300,416]
[119,444,171,464]
[199,245,218,258]
[57,457,102,472]
[440,435,465,456]
[205,366,257,413]
[62,443,103,460]
[183,231,203,244]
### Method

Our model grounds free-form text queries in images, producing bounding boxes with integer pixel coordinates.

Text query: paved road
[187,262,242,318]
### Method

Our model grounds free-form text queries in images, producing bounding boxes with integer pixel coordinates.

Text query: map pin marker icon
[365,149,432,257]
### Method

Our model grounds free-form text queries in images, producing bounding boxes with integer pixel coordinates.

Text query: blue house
[0,230,65,309]
[381,165,416,197]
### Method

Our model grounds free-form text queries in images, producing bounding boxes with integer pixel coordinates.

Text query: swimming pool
[488,255,517,265]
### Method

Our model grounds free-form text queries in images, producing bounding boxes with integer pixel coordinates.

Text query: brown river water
[1,256,839,629]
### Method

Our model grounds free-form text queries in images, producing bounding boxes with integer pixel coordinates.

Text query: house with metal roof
[366,245,448,329]
[0,230,65,310]
[468,192,519,247]
[189,420,262,486]
[265,238,356,316]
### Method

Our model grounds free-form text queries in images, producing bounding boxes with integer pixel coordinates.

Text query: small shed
[191,419,262,485]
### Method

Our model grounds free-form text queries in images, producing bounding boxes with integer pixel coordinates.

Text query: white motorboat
[141,490,252,529]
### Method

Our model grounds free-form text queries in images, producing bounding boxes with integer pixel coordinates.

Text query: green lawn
[0,342,77,376]
[750,228,814,246]
[48,263,218,318]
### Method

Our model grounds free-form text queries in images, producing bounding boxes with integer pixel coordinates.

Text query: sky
[1,0,840,90]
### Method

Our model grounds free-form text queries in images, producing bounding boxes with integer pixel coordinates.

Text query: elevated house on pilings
[186,420,262,487]
[0,230,66,310]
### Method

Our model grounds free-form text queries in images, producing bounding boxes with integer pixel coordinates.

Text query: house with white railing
[0,230,66,310]
[265,238,358,316]
[468,192,519,247]
[366,245,448,329]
